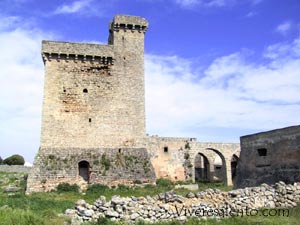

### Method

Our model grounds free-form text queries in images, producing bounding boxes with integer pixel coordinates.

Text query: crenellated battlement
[110,14,148,33]
[42,40,114,64]
[42,53,114,65]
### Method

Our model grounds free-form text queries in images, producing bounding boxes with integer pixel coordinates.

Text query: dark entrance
[195,153,210,182]
[78,161,90,182]
[231,155,239,182]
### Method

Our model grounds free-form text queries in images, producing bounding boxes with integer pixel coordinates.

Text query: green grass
[0,173,299,225]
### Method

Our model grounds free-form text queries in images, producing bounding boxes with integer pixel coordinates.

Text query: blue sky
[1,0,300,163]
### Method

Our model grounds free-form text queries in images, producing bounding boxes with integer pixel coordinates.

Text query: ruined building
[26,15,240,193]
[235,125,300,188]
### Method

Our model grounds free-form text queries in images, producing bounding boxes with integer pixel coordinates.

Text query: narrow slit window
[89,118,92,123]
[164,146,168,153]
[257,148,267,156]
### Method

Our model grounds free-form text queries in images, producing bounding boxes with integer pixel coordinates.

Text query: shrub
[185,142,190,150]
[156,178,173,188]
[144,184,155,189]
[0,156,3,164]
[56,183,79,193]
[3,154,25,165]
[101,154,111,171]
[184,153,190,160]
[86,184,110,194]
[133,180,142,184]
[117,184,130,191]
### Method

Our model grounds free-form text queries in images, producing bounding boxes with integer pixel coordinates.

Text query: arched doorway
[231,154,239,182]
[78,160,90,182]
[194,153,210,182]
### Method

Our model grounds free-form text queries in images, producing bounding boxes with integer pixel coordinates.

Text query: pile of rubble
[65,181,300,224]
[228,181,300,210]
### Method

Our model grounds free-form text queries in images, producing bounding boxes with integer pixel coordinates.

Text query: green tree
[0,156,3,164]
[3,154,25,165]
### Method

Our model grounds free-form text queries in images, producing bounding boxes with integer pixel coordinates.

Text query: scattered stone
[65,181,300,224]
[4,185,20,192]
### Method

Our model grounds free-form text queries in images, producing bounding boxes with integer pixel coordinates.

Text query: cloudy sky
[1,0,300,163]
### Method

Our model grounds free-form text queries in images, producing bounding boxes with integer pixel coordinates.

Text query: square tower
[26,15,155,193]
[40,15,148,148]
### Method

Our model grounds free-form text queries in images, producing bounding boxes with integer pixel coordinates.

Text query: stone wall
[26,147,155,193]
[0,165,31,173]
[147,136,240,185]
[147,136,195,181]
[235,125,300,188]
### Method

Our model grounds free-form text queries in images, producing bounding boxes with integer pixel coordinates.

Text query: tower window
[83,89,88,93]
[257,148,267,156]
[89,118,92,123]
[164,146,168,153]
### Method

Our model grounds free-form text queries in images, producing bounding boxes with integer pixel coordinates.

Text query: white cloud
[145,38,300,139]
[0,16,20,30]
[276,21,292,35]
[175,0,200,7]
[175,0,233,8]
[0,15,53,162]
[245,11,256,18]
[54,0,93,15]
[263,38,300,59]
[175,0,260,8]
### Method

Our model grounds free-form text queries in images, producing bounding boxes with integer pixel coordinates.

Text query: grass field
[0,172,299,225]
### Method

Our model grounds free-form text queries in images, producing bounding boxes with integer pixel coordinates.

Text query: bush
[86,184,110,194]
[56,183,79,193]
[156,178,174,188]
[133,180,142,184]
[144,184,155,189]
[0,156,3,164]
[117,184,130,191]
[3,154,25,165]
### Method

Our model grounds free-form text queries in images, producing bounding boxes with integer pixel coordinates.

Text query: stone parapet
[110,15,148,32]
[42,41,114,58]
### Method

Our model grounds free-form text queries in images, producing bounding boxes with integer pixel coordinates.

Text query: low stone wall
[26,147,156,193]
[65,181,300,224]
[0,165,31,174]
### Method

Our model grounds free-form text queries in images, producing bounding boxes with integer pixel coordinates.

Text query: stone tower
[26,15,155,193]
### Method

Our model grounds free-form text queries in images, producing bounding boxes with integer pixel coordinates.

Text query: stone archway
[206,148,232,186]
[194,153,210,182]
[78,160,90,182]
